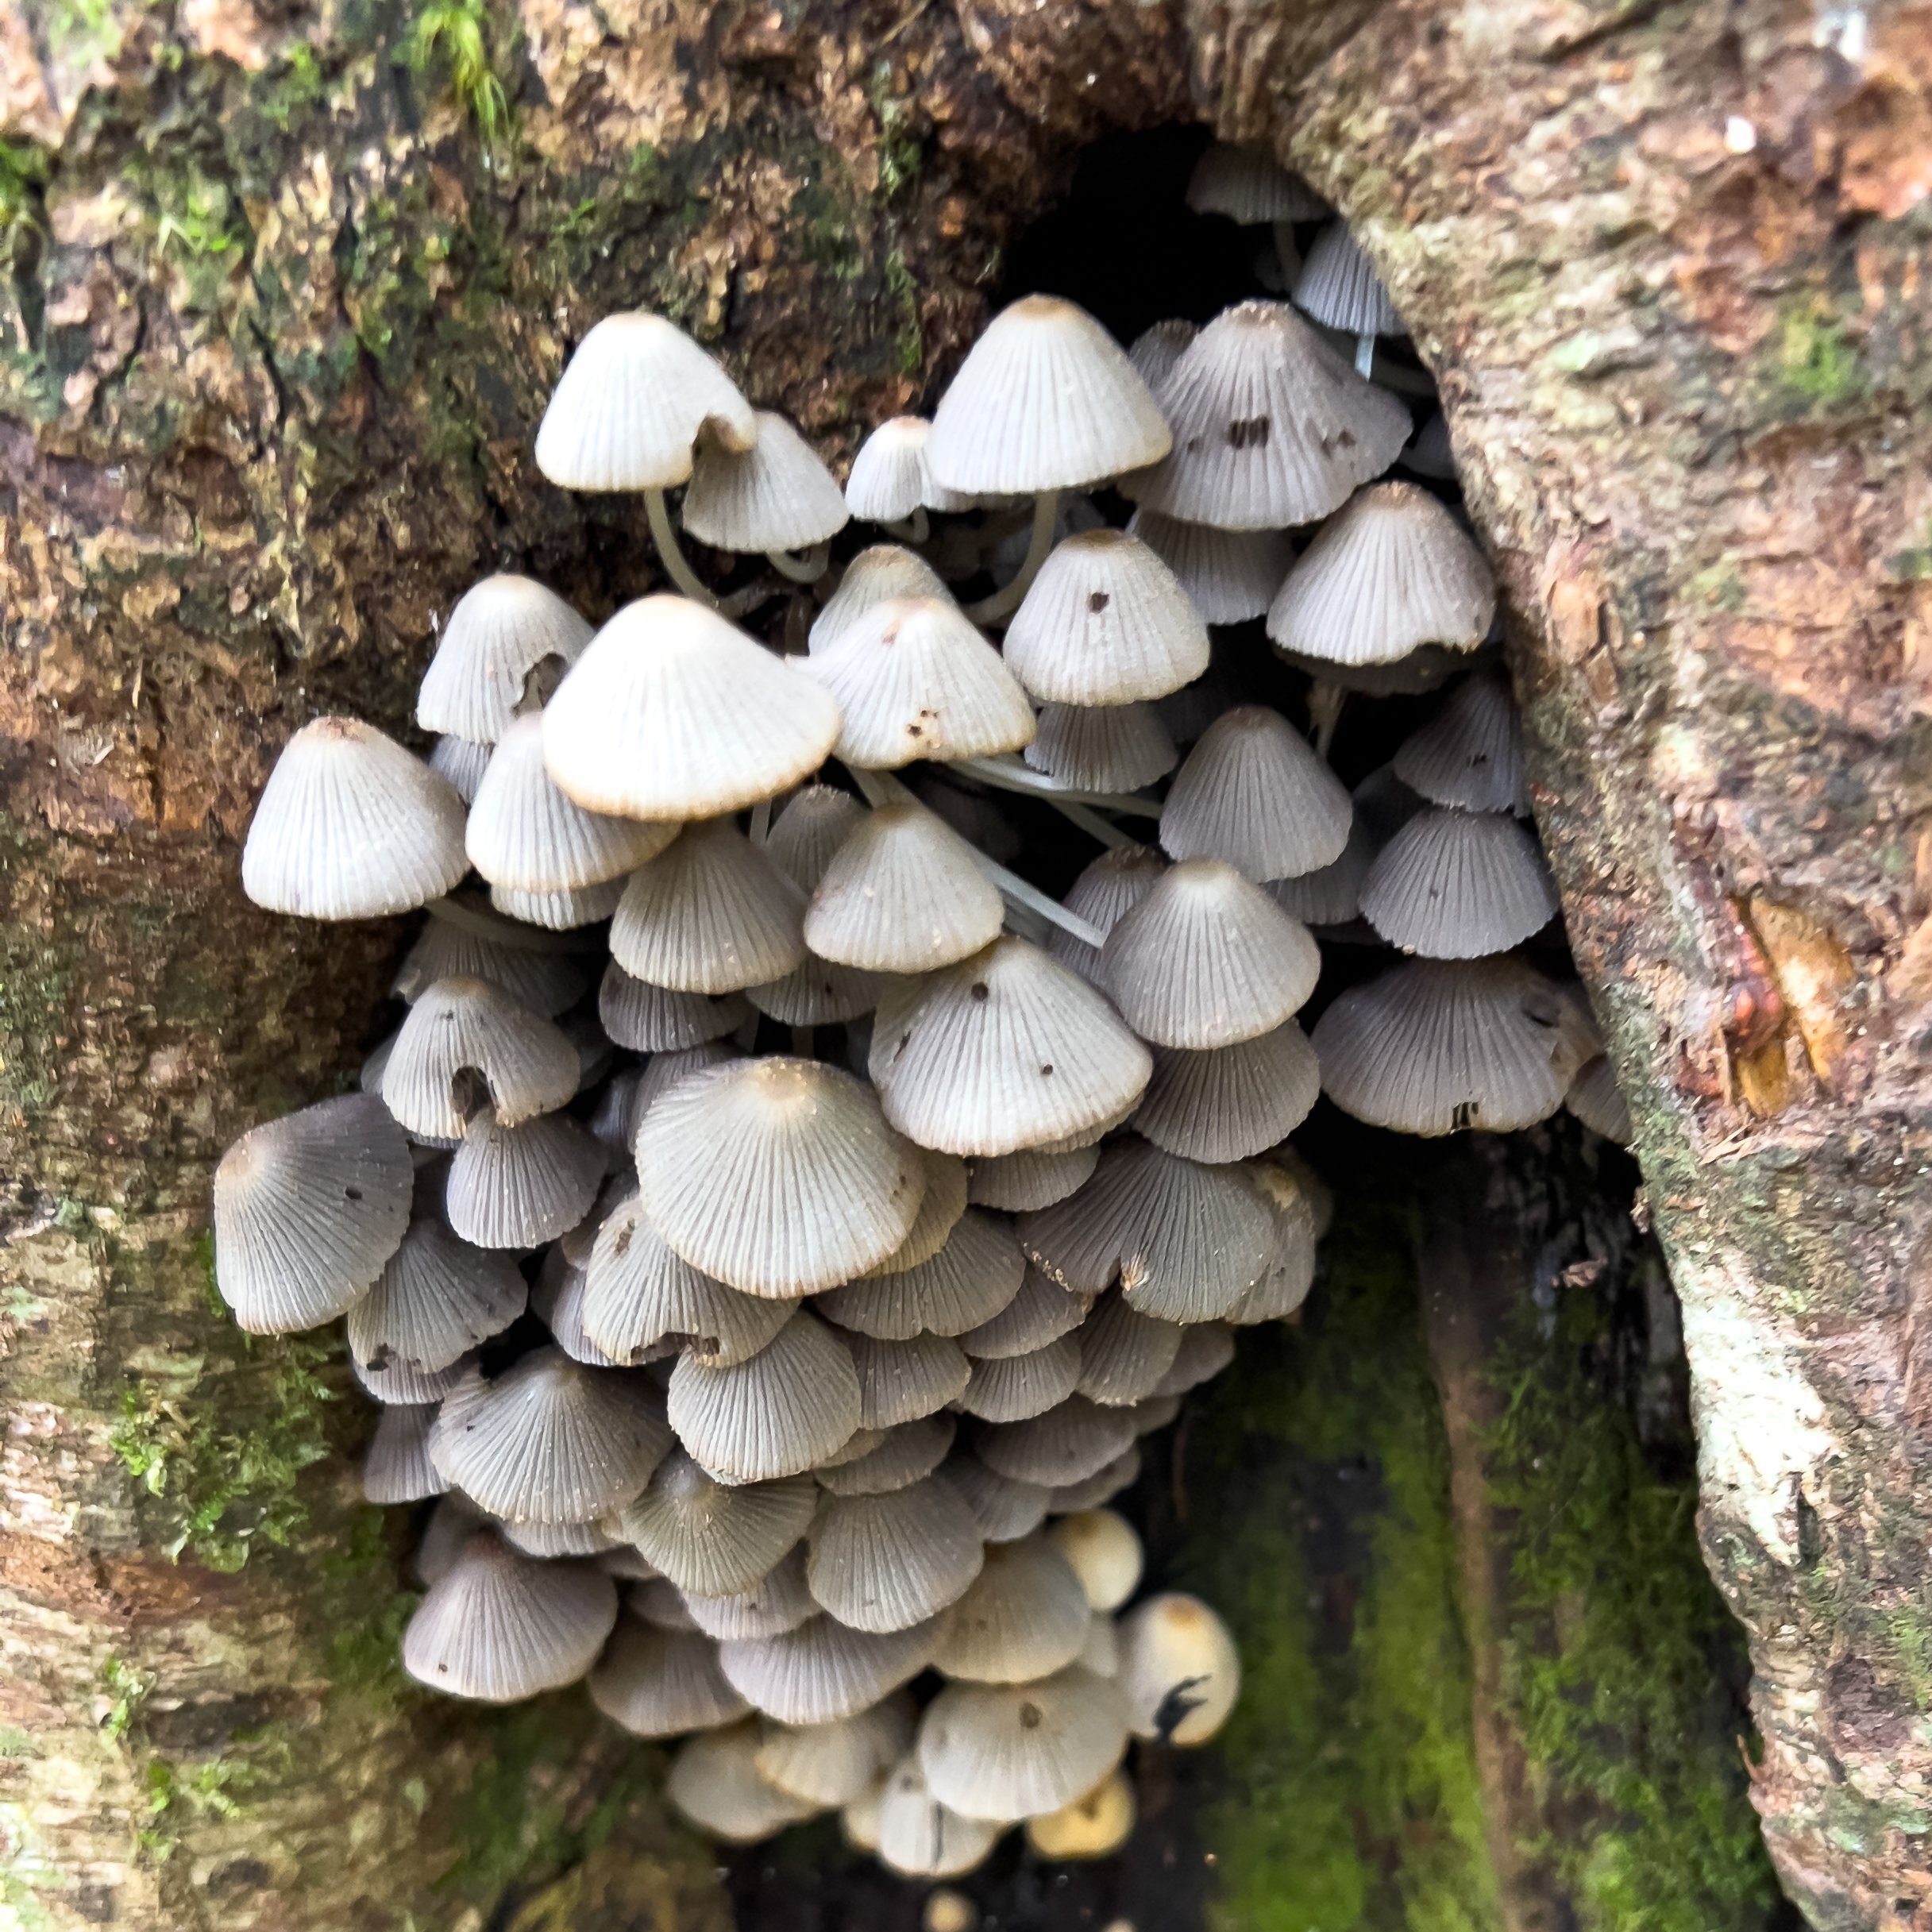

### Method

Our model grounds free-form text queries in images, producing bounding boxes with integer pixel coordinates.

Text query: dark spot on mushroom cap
[1228,415,1271,449]
[970,982,990,1002]
[612,1224,634,1257]
[1020,1701,1042,1730]
[1040,1063,1054,1077]
[345,1186,362,1201]
[1088,591,1110,614]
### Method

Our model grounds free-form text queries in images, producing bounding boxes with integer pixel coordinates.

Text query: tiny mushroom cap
[1310,954,1573,1136]
[1116,1591,1242,1745]
[1043,1440,1141,1514]
[1068,1293,1182,1408]
[1027,701,1176,794]
[1267,482,1496,667]
[393,909,588,1016]
[917,1664,1131,1822]
[858,1146,970,1278]
[719,1611,947,1726]
[667,1720,823,1842]
[1227,1153,1318,1324]
[1568,1054,1633,1146]
[1002,530,1210,707]
[636,1056,925,1296]
[599,966,748,1054]
[875,1758,1004,1879]
[353,1346,472,1408]
[804,1475,987,1632]
[846,1331,974,1429]
[534,311,756,492]
[805,596,1036,770]
[762,782,870,893]
[929,1535,1093,1683]
[402,1533,619,1703]
[1405,407,1456,479]
[846,416,975,523]
[466,715,678,893]
[1126,508,1296,627]
[1153,1321,1236,1398]
[380,974,581,1139]
[542,596,839,822]
[974,1396,1139,1490]
[347,1211,528,1375]
[960,1333,1083,1423]
[1119,300,1409,530]
[1101,858,1322,1050]
[430,731,492,803]
[362,1403,446,1505]
[1293,220,1402,335]
[938,1453,1052,1544]
[669,1312,865,1483]
[685,1546,820,1640]
[213,1093,413,1334]
[805,804,1005,974]
[588,1616,751,1736]
[1358,807,1559,958]
[1132,1019,1322,1164]
[966,1143,1100,1215]
[615,1449,818,1596]
[488,877,623,931]
[815,1208,1028,1342]
[1047,1510,1143,1613]
[809,545,954,654]
[873,936,1153,1159]
[756,1699,916,1807]
[816,1413,958,1497]
[1186,142,1327,224]
[241,718,469,921]
[418,576,594,744]
[957,1264,1089,1360]
[444,1107,604,1250]
[1125,318,1197,396]
[1159,705,1353,882]
[682,411,851,554]
[1024,1767,1136,1861]
[927,295,1173,496]
[1047,843,1167,985]
[1392,671,1526,815]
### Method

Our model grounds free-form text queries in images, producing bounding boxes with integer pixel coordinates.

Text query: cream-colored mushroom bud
[1024,1766,1136,1860]
[1116,1591,1241,1745]
[1047,1510,1143,1614]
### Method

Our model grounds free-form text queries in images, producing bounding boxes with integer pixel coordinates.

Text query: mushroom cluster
[215,137,1632,1891]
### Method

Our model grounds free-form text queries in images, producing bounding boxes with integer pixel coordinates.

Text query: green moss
[869,62,923,199]
[403,0,510,148]
[883,248,922,376]
[1772,298,1865,409]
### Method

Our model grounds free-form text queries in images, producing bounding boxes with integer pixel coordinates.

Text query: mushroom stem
[964,487,1060,626]
[1354,333,1375,379]
[747,797,772,847]
[645,488,721,608]
[1307,680,1348,760]
[882,509,931,545]
[765,543,831,584]
[954,754,1162,819]
[718,575,786,621]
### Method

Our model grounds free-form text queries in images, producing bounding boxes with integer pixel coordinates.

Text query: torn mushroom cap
[917,1664,1130,1822]
[668,1311,865,1482]
[1186,142,1327,225]
[347,1210,527,1375]
[1047,843,1167,985]
[241,717,469,921]
[757,1699,916,1807]
[1125,318,1197,398]
[1391,669,1525,815]
[380,974,580,1140]
[402,1532,619,1703]
[534,311,756,492]
[363,1402,446,1505]
[1132,1018,1321,1165]
[1101,858,1321,1050]
[1293,219,1402,335]
[960,1334,1082,1423]
[667,1719,823,1841]
[609,819,807,995]
[804,1475,986,1632]
[965,1143,1100,1215]
[846,1330,974,1429]
[875,1757,1004,1877]
[1026,700,1176,795]
[1047,1509,1143,1613]
[445,1106,604,1250]
[542,595,839,822]
[719,1610,947,1726]
[845,417,978,523]
[213,1093,413,1334]
[1159,705,1353,883]
[1267,481,1495,667]
[804,803,1005,974]
[815,1413,958,1497]
[614,1449,818,1596]
[809,545,955,654]
[1116,1591,1241,1745]
[873,936,1153,1159]
[682,411,851,554]
[1310,953,1571,1136]
[418,576,593,745]
[1025,1766,1136,1861]
[636,1055,925,1296]
[466,714,678,893]
[1118,300,1409,530]
[1358,806,1559,958]
[804,596,1036,770]
[1126,508,1296,627]
[815,1208,1027,1342]
[1003,529,1209,708]
[929,1534,1091,1683]
[927,295,1172,496]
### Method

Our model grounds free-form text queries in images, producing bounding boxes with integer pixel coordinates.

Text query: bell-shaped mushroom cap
[636,1057,924,1297]
[762,783,866,888]
[534,311,756,492]
[616,1450,817,1596]
[1159,705,1353,882]
[430,731,492,803]
[1119,300,1408,530]
[685,1546,819,1640]
[1046,1509,1143,1612]
[402,1533,619,1702]
[927,295,1172,496]
[1132,1018,1321,1164]
[804,804,1005,974]
[876,1757,1005,1877]
[381,975,580,1138]
[213,1093,413,1333]
[845,415,975,522]
[809,546,954,654]
[720,1611,946,1725]
[930,1534,1090,1683]
[858,1146,969,1280]
[1070,1293,1182,1408]
[806,596,1036,771]
[667,1719,823,1841]
[445,1107,603,1249]
[960,1334,1083,1424]
[599,965,747,1054]
[1264,781,1387,926]
[1186,142,1326,224]
[414,1493,488,1586]
[1404,407,1456,479]
[1047,843,1167,984]
[1003,530,1209,708]
[1293,220,1402,334]
[757,1698,915,1807]
[1101,858,1321,1049]
[846,1331,974,1429]
[1025,1765,1136,1860]
[363,1402,446,1504]
[1045,1442,1141,1514]
[681,411,850,554]
[958,1265,1089,1360]
[241,718,469,921]
[466,714,677,894]
[966,1144,1099,1214]
[1228,1154,1318,1324]
[1312,954,1571,1136]
[1128,1392,1182,1438]
[873,937,1152,1159]
[1392,671,1525,814]
[1152,1321,1236,1398]
[974,1397,1138,1489]
[1019,1139,1275,1324]
[348,1212,527,1374]
[533,1245,623,1367]
[1116,1591,1241,1745]
[669,1312,865,1482]
[1126,508,1295,627]
[918,1664,1130,1822]
[1267,482,1495,667]
[588,1614,750,1736]
[353,1344,472,1407]
[816,1208,1027,1342]
[500,1515,621,1560]
[1568,1054,1633,1145]
[542,596,839,821]
[418,576,594,744]
[1026,700,1176,795]
[430,1348,671,1525]
[394,911,588,1017]
[816,1414,958,1497]
[489,876,625,930]
[609,819,807,996]
[1125,318,1197,396]
[804,1475,985,1632]
[938,1454,1051,1544]
[1359,806,1558,958]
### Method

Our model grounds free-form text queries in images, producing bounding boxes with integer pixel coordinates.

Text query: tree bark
[2,0,1928,1926]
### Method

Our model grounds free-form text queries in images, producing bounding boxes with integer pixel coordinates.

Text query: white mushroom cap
[1152,1321,1236,1398]
[845,416,977,522]
[487,877,624,931]
[598,966,747,1053]
[1186,143,1327,224]
[380,974,581,1138]
[1046,1509,1143,1613]
[444,1107,604,1249]
[1274,640,1476,696]
[353,1346,472,1407]
[719,1611,946,1725]
[974,1397,1138,1490]
[1126,508,1294,626]
[1047,843,1168,985]
[1043,1443,1142,1513]
[534,312,756,492]
[393,908,588,1016]
[916,1665,1129,1822]
[804,1475,986,1632]
[1391,671,1525,814]
[669,1313,865,1483]
[346,1211,526,1374]
[1264,762,1409,926]
[815,1209,1027,1342]
[805,803,1005,974]
[242,717,469,921]
[1024,1766,1136,1861]
[1294,219,1402,335]
[927,295,1172,496]
[666,1719,823,1841]
[682,411,850,553]
[965,1144,1100,1214]
[846,1330,974,1429]
[1132,1019,1321,1164]
[938,1454,1052,1544]
[755,1699,915,1807]
[1124,318,1197,397]
[957,1264,1089,1360]
[418,575,594,744]
[1025,701,1177,794]
[816,1413,959,1497]
[362,1403,446,1506]
[959,1334,1083,1423]
[614,1449,817,1596]
[1116,1591,1241,1745]
[809,545,956,654]
[875,1757,1005,1877]
[500,1517,621,1560]
[1358,806,1559,958]
[684,1546,819,1640]
[429,731,492,803]
[858,1145,970,1278]
[929,1535,1091,1683]
[1070,1293,1182,1408]
[588,1616,750,1736]
[1227,1153,1318,1324]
